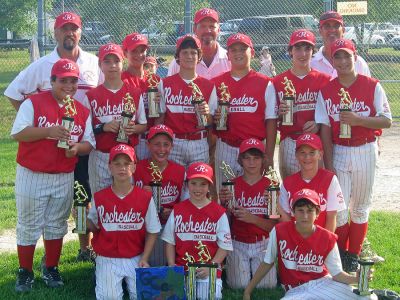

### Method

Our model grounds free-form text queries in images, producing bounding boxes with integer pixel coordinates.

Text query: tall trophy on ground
[186,241,218,300]
[216,82,231,130]
[264,166,281,219]
[58,95,77,149]
[116,93,136,143]
[189,81,208,128]
[220,161,236,209]
[338,88,353,139]
[72,181,89,234]
[148,161,163,213]
[354,259,375,296]
[147,71,160,118]
[282,76,296,126]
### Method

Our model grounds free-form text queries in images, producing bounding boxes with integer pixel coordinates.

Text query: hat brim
[125,41,149,51]
[109,152,135,163]
[187,174,213,184]
[55,72,79,79]
[319,18,344,27]
[332,47,355,57]
[240,144,265,154]
[290,39,316,47]
[227,41,253,49]
[147,132,174,141]
[295,143,321,151]
[55,21,81,29]
[291,197,320,210]
[99,52,124,62]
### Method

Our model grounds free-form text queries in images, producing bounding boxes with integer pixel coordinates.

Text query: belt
[282,282,303,292]
[221,137,242,148]
[336,137,376,147]
[233,234,268,244]
[174,130,208,140]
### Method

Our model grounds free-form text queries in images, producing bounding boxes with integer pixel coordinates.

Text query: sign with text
[337,1,368,15]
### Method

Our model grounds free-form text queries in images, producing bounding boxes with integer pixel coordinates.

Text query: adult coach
[311,10,371,78]
[4,11,102,262]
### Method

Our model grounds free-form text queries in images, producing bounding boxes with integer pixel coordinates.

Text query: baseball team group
[5,6,393,300]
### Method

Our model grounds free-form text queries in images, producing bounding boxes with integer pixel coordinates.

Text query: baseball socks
[16,245,36,292]
[42,239,64,288]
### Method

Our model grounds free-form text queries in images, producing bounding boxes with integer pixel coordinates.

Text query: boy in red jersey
[85,43,146,194]
[244,189,375,300]
[134,124,186,266]
[212,33,273,194]
[162,162,232,299]
[266,29,331,180]
[121,33,162,160]
[219,138,277,289]
[87,144,161,299]
[11,59,95,292]
[157,34,217,169]
[279,133,345,233]
[315,39,392,272]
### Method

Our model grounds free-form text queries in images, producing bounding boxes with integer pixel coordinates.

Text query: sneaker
[346,252,359,274]
[360,238,385,263]
[42,266,64,288]
[76,246,96,263]
[15,268,34,292]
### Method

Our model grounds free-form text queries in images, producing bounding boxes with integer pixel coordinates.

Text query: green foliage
[0,0,38,37]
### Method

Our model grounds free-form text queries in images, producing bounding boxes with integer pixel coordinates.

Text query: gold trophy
[220,161,236,209]
[282,76,296,126]
[189,81,208,128]
[116,93,136,143]
[147,71,160,118]
[72,181,89,234]
[354,260,375,296]
[57,95,77,149]
[264,166,281,219]
[186,241,218,300]
[148,161,163,213]
[338,88,353,139]
[216,82,231,131]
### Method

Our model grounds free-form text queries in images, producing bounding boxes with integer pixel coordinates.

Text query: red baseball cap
[51,59,80,78]
[147,124,174,141]
[331,38,356,57]
[289,29,316,46]
[176,34,202,50]
[54,12,82,29]
[319,11,344,27]
[296,133,322,151]
[290,188,321,209]
[144,56,157,66]
[194,8,219,24]
[187,162,214,184]
[239,138,265,154]
[109,144,136,163]
[227,33,254,49]
[98,43,124,61]
[122,33,149,51]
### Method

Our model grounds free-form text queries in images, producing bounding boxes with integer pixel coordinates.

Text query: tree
[0,0,37,37]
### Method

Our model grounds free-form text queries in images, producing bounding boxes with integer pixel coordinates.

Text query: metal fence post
[323,0,333,12]
[184,0,192,34]
[38,0,45,57]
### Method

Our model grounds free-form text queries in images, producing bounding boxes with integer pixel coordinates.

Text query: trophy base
[281,121,293,126]
[339,134,351,139]
[116,137,129,143]
[353,289,374,296]
[72,228,87,234]
[148,113,160,118]
[57,140,71,149]
[266,214,281,219]
[216,126,227,131]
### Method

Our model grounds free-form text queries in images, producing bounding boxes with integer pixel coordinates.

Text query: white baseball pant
[148,227,167,267]
[169,137,209,169]
[95,255,140,300]
[278,137,301,180]
[15,164,74,245]
[135,137,150,161]
[226,239,277,289]
[88,150,113,194]
[334,142,378,227]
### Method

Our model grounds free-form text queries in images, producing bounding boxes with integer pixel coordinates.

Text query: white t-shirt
[4,47,102,106]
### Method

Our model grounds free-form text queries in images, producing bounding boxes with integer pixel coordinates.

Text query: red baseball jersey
[92,186,151,258]
[121,70,161,128]
[273,69,330,140]
[283,169,335,228]
[276,221,337,287]
[86,82,142,151]
[320,75,378,145]
[17,91,89,173]
[173,200,225,269]
[134,159,185,224]
[212,70,270,144]
[161,74,214,134]
[232,176,271,242]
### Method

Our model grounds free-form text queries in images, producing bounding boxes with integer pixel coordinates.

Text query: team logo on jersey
[161,182,180,204]
[37,116,83,136]
[229,94,258,113]
[164,88,195,113]
[82,70,95,83]
[279,240,324,273]
[175,215,217,241]
[97,205,145,231]
[277,88,318,108]
[90,99,124,118]
[236,191,267,215]
[325,97,371,121]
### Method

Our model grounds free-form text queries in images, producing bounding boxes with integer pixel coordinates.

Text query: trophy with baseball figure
[354,259,375,296]
[147,71,160,118]
[185,241,218,300]
[282,76,296,126]
[57,95,77,149]
[338,88,353,139]
[216,82,231,131]
[189,81,208,128]
[220,161,236,210]
[148,161,163,213]
[264,167,281,219]
[72,181,89,234]
[117,92,136,143]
